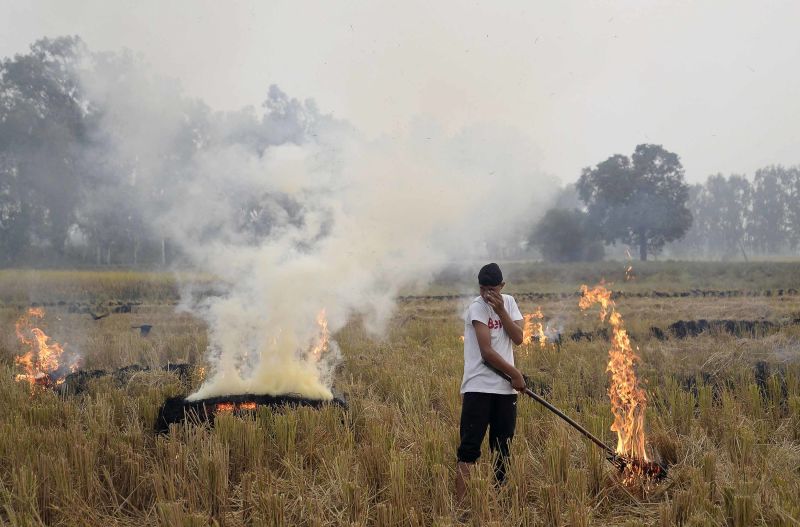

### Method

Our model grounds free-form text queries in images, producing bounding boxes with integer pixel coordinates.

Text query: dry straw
[1,273,800,525]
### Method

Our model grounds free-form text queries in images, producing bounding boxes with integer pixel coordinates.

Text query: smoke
[78,51,552,400]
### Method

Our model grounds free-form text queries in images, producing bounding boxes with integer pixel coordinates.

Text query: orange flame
[215,401,257,412]
[14,308,78,389]
[309,308,329,362]
[523,307,547,347]
[579,284,649,467]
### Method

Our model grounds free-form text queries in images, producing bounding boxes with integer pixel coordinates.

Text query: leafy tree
[697,174,751,258]
[551,183,583,210]
[777,166,800,251]
[577,144,692,261]
[0,153,31,263]
[0,36,90,259]
[673,183,706,257]
[748,166,788,254]
[531,208,604,262]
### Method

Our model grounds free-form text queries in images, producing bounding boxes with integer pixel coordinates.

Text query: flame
[522,307,547,347]
[624,249,635,281]
[579,284,650,469]
[14,308,78,389]
[309,308,330,362]
[215,401,257,412]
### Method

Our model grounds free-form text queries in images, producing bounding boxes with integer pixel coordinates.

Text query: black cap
[478,263,503,286]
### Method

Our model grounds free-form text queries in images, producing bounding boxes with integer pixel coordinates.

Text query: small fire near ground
[14,308,80,389]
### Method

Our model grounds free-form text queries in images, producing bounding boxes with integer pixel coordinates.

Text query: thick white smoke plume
[80,54,551,400]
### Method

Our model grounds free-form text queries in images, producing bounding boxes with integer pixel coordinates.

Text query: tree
[777,166,800,251]
[748,166,788,254]
[530,208,604,262]
[577,144,692,261]
[0,36,91,260]
[696,174,751,259]
[671,183,706,257]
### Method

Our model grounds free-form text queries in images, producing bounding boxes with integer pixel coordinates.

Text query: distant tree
[778,166,800,251]
[0,153,31,263]
[698,174,751,258]
[748,167,788,254]
[673,183,706,257]
[552,183,583,210]
[577,144,692,261]
[0,36,90,260]
[531,208,604,262]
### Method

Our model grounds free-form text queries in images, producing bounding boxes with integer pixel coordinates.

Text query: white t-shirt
[460,294,524,394]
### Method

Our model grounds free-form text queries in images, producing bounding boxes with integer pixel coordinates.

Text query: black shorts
[457,392,517,463]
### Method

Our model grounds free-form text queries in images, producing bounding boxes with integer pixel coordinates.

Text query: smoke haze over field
[73,51,545,398]
[3,0,800,394]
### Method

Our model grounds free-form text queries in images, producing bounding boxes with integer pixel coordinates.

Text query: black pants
[457,392,517,483]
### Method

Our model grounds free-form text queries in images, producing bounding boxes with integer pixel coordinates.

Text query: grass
[2,260,800,305]
[0,266,799,525]
[429,260,800,295]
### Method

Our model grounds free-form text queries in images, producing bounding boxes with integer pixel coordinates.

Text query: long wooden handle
[482,360,617,458]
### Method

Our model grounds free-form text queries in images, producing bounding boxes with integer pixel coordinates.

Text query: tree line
[673,167,800,259]
[531,162,800,262]
[0,37,333,267]
[2,37,797,267]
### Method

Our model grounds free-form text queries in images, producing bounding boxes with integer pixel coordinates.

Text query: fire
[309,308,330,362]
[215,401,257,412]
[579,284,650,470]
[14,308,78,389]
[624,248,635,281]
[522,307,547,347]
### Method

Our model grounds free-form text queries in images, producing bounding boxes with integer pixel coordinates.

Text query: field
[1,262,800,526]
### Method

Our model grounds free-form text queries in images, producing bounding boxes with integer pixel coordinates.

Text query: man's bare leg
[455,461,472,506]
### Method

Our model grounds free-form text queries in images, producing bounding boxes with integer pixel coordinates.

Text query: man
[455,262,526,504]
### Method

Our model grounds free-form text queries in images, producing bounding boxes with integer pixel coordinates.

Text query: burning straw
[579,283,654,480]
[14,308,80,389]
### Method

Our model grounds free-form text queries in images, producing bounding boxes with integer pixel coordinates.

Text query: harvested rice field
[1,263,799,526]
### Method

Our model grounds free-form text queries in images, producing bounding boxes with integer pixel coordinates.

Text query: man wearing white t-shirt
[455,263,526,504]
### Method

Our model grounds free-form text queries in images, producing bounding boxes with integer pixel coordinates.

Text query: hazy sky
[2,0,798,184]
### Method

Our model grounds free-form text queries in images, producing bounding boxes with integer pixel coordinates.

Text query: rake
[483,360,667,481]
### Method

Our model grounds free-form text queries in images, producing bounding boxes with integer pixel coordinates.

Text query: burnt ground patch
[662,318,800,339]
[55,363,194,395]
[570,318,799,343]
[569,328,609,342]
[397,288,799,302]
[155,392,348,433]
